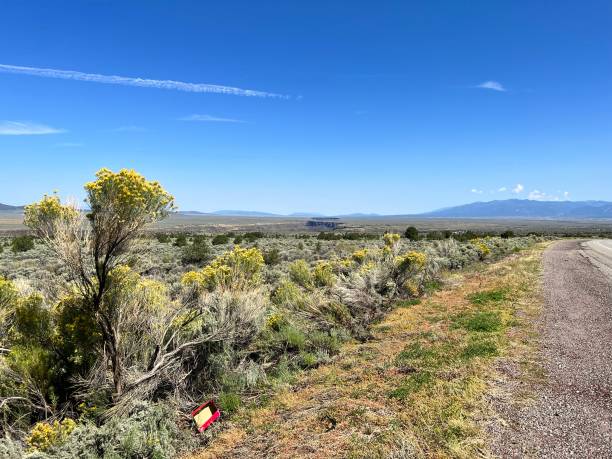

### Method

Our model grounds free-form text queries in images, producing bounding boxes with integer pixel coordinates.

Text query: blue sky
[1,1,611,214]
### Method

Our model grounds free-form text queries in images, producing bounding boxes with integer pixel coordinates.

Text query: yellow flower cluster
[24,193,78,230]
[27,418,76,452]
[395,251,427,272]
[266,312,285,331]
[182,246,264,292]
[475,240,491,259]
[84,168,174,220]
[359,261,377,273]
[351,248,369,263]
[383,233,401,247]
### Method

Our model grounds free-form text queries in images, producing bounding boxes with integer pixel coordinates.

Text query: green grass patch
[423,279,443,293]
[467,288,507,305]
[395,298,421,308]
[395,341,456,370]
[461,339,499,360]
[452,311,503,333]
[389,371,434,399]
[219,391,241,413]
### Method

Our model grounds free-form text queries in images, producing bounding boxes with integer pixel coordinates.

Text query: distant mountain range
[421,199,612,219]
[3,200,612,219]
[0,203,23,211]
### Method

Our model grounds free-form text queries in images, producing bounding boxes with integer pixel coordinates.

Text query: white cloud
[498,187,507,192]
[563,191,570,199]
[476,81,506,92]
[528,190,567,201]
[471,188,483,194]
[512,183,524,194]
[0,63,287,98]
[179,114,245,123]
[0,121,65,135]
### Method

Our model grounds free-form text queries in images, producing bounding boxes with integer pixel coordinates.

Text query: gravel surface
[490,240,612,458]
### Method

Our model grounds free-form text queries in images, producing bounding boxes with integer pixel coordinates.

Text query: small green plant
[388,372,434,399]
[395,299,421,308]
[404,226,419,241]
[279,324,307,351]
[453,311,503,332]
[461,339,499,359]
[11,235,35,253]
[263,247,281,265]
[313,261,335,287]
[288,259,313,288]
[173,233,187,247]
[218,392,241,414]
[212,234,230,245]
[181,239,211,264]
[299,351,318,368]
[156,233,170,243]
[467,289,507,305]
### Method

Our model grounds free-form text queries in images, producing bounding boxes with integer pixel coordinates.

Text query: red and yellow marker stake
[191,400,220,432]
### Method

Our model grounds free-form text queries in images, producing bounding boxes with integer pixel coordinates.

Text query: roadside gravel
[490,240,612,458]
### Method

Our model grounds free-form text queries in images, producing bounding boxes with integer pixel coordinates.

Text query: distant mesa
[306,217,344,230]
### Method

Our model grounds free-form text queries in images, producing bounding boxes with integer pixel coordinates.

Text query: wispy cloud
[476,80,506,92]
[0,63,288,98]
[528,190,557,201]
[498,186,507,192]
[0,121,65,135]
[512,183,524,194]
[528,189,571,201]
[471,188,484,194]
[179,114,245,123]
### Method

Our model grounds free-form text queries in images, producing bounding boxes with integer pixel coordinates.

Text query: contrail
[0,63,287,98]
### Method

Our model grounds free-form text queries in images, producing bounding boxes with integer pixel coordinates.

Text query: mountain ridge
[2,200,612,219]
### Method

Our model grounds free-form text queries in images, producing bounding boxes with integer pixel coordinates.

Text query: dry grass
[185,243,549,459]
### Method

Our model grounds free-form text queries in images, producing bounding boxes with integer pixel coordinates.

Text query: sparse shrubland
[0,169,544,457]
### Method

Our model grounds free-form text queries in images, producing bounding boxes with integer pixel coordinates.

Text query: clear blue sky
[1,1,611,214]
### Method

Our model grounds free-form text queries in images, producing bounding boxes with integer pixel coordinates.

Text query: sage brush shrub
[0,178,542,457]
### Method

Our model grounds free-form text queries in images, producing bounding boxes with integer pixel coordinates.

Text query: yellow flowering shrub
[395,251,427,272]
[85,168,175,222]
[313,261,335,288]
[24,193,79,235]
[27,418,77,452]
[359,261,377,273]
[383,233,401,247]
[182,246,264,292]
[351,249,369,264]
[474,240,491,260]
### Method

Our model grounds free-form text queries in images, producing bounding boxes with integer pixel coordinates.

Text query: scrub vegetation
[0,169,543,458]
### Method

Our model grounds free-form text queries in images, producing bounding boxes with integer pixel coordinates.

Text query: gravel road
[491,240,612,458]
